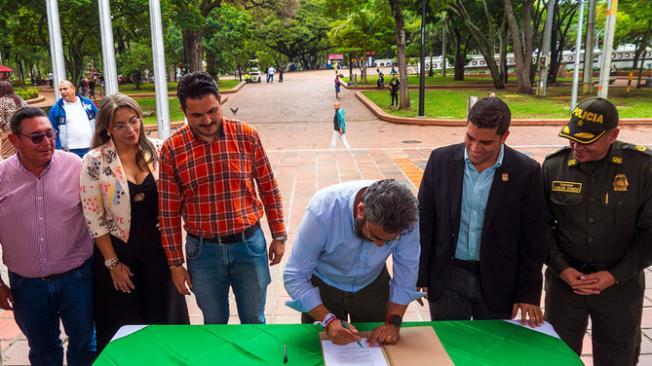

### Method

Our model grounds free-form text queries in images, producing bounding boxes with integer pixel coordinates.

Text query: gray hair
[362,179,418,233]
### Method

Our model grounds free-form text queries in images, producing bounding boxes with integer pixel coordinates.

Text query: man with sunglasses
[0,107,96,365]
[284,179,421,346]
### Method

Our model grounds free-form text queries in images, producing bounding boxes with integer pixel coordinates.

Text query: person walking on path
[0,81,27,159]
[330,101,350,150]
[389,74,399,107]
[543,97,652,365]
[278,66,284,83]
[48,80,98,158]
[159,72,287,325]
[0,107,96,366]
[334,74,343,99]
[80,94,189,352]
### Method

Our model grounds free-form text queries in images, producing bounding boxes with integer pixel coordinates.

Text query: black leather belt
[452,258,480,273]
[566,258,614,274]
[40,266,79,281]
[188,222,260,244]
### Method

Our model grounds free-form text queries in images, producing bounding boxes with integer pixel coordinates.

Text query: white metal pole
[149,0,171,139]
[570,0,585,111]
[598,0,618,98]
[45,0,66,100]
[582,0,596,93]
[537,0,557,96]
[98,0,118,95]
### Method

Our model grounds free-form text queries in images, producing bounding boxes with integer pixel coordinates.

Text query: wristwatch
[273,236,288,243]
[386,314,403,328]
[104,257,119,269]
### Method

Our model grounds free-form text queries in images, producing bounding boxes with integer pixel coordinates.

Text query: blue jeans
[186,227,271,324]
[9,260,96,366]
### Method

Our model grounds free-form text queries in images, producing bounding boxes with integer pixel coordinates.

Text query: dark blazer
[417,143,546,314]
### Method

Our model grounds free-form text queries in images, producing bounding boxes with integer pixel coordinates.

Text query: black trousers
[544,268,643,366]
[390,92,398,106]
[429,265,511,321]
[301,267,390,324]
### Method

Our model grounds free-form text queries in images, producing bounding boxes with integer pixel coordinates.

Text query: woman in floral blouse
[80,93,188,351]
[0,81,27,159]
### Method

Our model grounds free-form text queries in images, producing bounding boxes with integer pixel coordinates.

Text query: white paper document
[321,339,388,366]
[504,319,560,338]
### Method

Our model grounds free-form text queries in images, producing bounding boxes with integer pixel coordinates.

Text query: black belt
[40,266,80,281]
[566,258,614,274]
[452,258,480,273]
[188,222,260,244]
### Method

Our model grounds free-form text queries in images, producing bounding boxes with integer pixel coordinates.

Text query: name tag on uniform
[552,181,582,194]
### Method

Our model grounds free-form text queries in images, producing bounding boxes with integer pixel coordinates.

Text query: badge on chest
[612,173,629,192]
[552,181,582,194]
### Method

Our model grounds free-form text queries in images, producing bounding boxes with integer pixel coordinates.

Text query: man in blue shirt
[417,97,546,327]
[284,179,421,346]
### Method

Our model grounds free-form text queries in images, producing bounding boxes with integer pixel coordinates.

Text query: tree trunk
[183,29,203,72]
[389,0,411,109]
[449,1,505,89]
[206,50,217,79]
[504,0,532,93]
[361,55,368,83]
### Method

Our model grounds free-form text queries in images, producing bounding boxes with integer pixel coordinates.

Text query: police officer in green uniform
[543,97,652,365]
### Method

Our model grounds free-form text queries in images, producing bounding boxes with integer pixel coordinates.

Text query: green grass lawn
[343,74,494,86]
[362,87,652,119]
[135,97,185,125]
[120,79,241,94]
[14,86,39,99]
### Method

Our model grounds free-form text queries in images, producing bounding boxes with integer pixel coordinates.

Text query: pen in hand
[283,343,287,364]
[341,321,364,348]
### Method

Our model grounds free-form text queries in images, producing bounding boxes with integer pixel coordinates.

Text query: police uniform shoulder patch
[621,143,652,156]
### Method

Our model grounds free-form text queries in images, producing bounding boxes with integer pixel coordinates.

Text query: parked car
[247,67,262,83]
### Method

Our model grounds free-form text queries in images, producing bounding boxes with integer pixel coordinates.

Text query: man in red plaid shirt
[159,72,287,324]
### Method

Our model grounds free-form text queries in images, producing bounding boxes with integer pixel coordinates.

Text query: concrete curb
[342,82,575,91]
[26,96,45,105]
[355,91,652,127]
[142,95,230,133]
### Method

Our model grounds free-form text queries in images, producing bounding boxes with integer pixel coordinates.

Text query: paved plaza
[2,70,652,365]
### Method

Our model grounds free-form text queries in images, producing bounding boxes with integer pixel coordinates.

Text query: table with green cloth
[94,320,582,365]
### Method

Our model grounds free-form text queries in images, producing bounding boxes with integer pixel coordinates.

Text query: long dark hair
[0,81,24,107]
[92,93,157,170]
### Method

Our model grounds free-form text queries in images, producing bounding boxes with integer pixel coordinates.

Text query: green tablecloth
[94,320,582,365]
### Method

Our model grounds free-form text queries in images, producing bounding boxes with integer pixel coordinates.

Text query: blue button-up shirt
[284,180,422,314]
[454,145,505,261]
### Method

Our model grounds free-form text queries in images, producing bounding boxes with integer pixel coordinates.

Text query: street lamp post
[418,0,426,117]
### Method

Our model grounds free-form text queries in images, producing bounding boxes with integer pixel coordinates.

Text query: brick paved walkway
[2,70,652,365]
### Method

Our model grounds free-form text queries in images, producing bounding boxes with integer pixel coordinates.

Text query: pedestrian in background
[267,65,276,83]
[330,101,350,150]
[0,81,27,159]
[543,97,652,365]
[389,74,399,107]
[376,68,384,89]
[80,94,189,352]
[278,65,284,83]
[334,74,342,99]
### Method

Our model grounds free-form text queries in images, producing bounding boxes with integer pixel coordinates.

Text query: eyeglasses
[112,116,141,132]
[364,220,400,245]
[17,129,57,145]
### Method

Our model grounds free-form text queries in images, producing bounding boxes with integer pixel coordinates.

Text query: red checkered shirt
[158,119,286,266]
